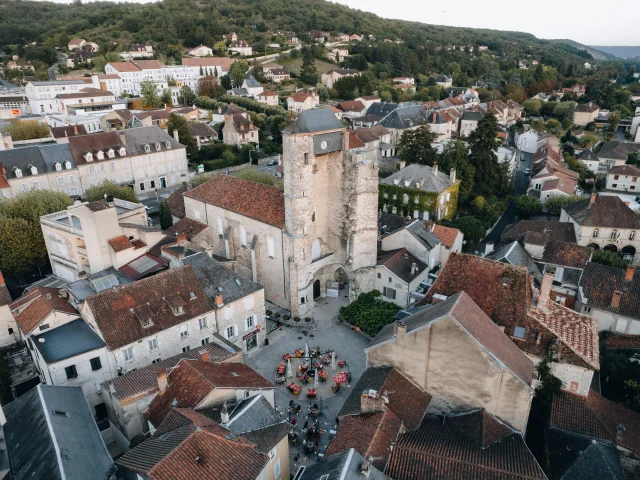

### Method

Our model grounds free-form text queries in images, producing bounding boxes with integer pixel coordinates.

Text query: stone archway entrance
[604,244,618,252]
[587,243,600,250]
[313,279,321,300]
[622,245,636,263]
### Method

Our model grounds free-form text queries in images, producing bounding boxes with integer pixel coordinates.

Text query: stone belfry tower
[282,109,378,317]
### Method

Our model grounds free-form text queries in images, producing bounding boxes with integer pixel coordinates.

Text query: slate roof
[118,126,184,156]
[102,339,239,401]
[540,241,592,269]
[83,266,212,350]
[462,110,483,121]
[9,287,78,335]
[240,422,292,454]
[0,143,76,179]
[370,292,534,386]
[575,102,599,113]
[381,163,458,194]
[166,217,208,239]
[50,125,87,139]
[486,241,542,283]
[406,220,441,249]
[4,385,116,480]
[67,131,125,166]
[550,389,640,456]
[378,248,428,283]
[597,141,640,161]
[188,122,217,138]
[608,164,640,176]
[366,102,399,118]
[577,149,599,162]
[289,108,344,134]
[562,195,640,229]
[579,263,640,320]
[184,175,285,228]
[300,448,390,480]
[225,394,283,434]
[337,366,431,430]
[379,212,410,235]
[380,104,426,129]
[500,220,576,246]
[32,319,105,363]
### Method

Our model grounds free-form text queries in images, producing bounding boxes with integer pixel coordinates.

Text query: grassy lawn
[279,57,336,75]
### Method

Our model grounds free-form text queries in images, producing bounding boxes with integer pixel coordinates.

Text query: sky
[332,0,640,46]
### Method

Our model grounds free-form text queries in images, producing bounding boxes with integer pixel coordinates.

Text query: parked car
[268,159,279,166]
[524,168,531,175]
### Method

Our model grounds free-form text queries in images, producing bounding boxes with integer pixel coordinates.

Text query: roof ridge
[147,426,198,477]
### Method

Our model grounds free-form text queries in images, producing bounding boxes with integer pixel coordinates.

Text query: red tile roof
[83,266,212,350]
[166,217,208,240]
[348,130,365,149]
[336,100,365,112]
[607,334,640,350]
[9,287,78,335]
[425,222,461,247]
[609,164,640,176]
[540,241,592,269]
[550,389,640,456]
[184,175,285,228]
[166,186,186,219]
[108,235,134,253]
[379,368,432,430]
[67,131,125,166]
[107,62,141,72]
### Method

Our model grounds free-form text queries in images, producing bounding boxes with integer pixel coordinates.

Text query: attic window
[52,409,68,417]
[85,152,93,162]
[165,141,171,149]
[143,144,151,153]
[119,147,126,156]
[29,165,38,175]
[154,142,161,151]
[235,279,241,286]
[107,149,115,159]
[513,326,526,339]
[65,161,72,170]
[189,292,196,300]
[170,399,178,407]
[502,278,509,287]
[231,372,239,377]
[14,168,22,178]
[55,162,62,171]
[96,151,104,160]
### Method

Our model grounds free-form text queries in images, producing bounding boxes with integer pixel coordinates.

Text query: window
[88,165,96,175]
[123,346,134,362]
[39,324,50,331]
[55,162,62,171]
[194,209,201,220]
[15,168,22,178]
[388,277,392,283]
[377,272,381,279]
[612,184,617,188]
[182,346,191,353]
[513,326,526,339]
[68,175,75,184]
[583,306,592,314]
[611,230,618,240]
[240,226,247,247]
[614,175,619,180]
[383,287,396,300]
[139,182,145,191]
[226,325,236,338]
[403,194,409,204]
[592,229,599,238]
[201,337,210,345]
[269,447,276,461]
[111,161,116,171]
[631,231,636,240]
[246,315,254,330]
[148,337,159,350]
[90,357,102,371]
[57,177,64,186]
[199,317,208,329]
[274,459,281,477]
[33,181,40,190]
[179,325,188,338]
[65,365,78,379]
[267,236,275,258]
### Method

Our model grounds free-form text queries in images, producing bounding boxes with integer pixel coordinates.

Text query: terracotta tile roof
[386,411,546,479]
[98,74,120,80]
[182,57,235,71]
[133,60,164,70]
[184,175,285,228]
[325,410,402,471]
[166,186,186,219]
[50,125,87,139]
[336,100,365,112]
[607,334,640,350]
[348,130,365,149]
[501,220,576,246]
[550,389,640,456]
[153,408,226,438]
[83,266,213,350]
[67,131,125,166]
[580,263,640,320]
[102,340,239,401]
[107,61,141,72]
[540,241,592,269]
[377,248,428,283]
[575,102,599,113]
[562,195,640,229]
[259,90,278,97]
[288,91,316,103]
[166,217,208,240]
[9,287,77,335]
[540,178,576,195]
[108,235,135,253]
[146,360,273,427]
[241,422,292,454]
[424,222,461,247]
[608,164,640,176]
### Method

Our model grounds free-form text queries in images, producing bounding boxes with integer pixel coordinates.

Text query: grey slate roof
[241,423,292,454]
[118,125,185,156]
[117,425,194,474]
[33,319,105,363]
[229,87,250,96]
[226,394,282,433]
[4,385,116,480]
[244,77,261,88]
[381,163,458,194]
[462,110,483,121]
[366,102,398,118]
[379,104,426,129]
[406,220,441,250]
[66,267,132,302]
[577,149,599,162]
[486,241,542,283]
[597,142,640,161]
[29,80,87,86]
[300,448,390,480]
[289,108,344,134]
[0,143,75,179]
[182,252,262,308]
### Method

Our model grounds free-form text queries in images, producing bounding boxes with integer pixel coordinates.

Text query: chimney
[200,350,210,362]
[220,402,230,424]
[450,168,456,183]
[411,262,418,275]
[589,193,596,205]
[395,320,406,338]
[360,460,371,478]
[73,124,78,135]
[360,390,386,414]
[625,201,631,207]
[172,129,179,142]
[432,162,438,176]
[399,160,406,169]
[215,293,224,307]
[538,270,554,312]
[611,291,623,308]
[177,233,187,246]
[157,369,168,393]
[625,266,635,282]
[0,271,4,286]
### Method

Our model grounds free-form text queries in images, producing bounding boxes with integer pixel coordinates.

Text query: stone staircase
[314,314,342,330]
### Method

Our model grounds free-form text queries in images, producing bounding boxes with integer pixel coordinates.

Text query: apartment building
[25,79,93,115]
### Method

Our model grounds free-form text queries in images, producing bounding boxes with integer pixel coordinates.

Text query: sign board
[243,328,260,340]
[197,164,205,174]
[11,109,20,116]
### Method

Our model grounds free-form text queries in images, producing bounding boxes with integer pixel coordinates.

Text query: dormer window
[85,152,93,162]
[166,294,186,316]
[165,141,171,149]
[108,149,115,159]
[154,142,161,151]
[29,165,38,175]
[64,161,72,170]
[119,147,126,156]
[14,167,22,178]
[54,162,62,171]
[96,151,104,160]
[143,144,150,153]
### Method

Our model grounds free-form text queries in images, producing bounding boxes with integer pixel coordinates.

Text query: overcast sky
[333,0,639,46]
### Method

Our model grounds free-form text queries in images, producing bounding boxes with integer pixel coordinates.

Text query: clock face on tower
[320,141,328,150]
[313,132,342,155]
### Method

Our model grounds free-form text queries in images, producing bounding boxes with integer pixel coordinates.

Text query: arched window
[240,226,247,246]
[311,238,321,261]
[592,229,599,238]
[630,231,636,240]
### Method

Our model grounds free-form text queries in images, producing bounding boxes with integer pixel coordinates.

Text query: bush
[304,317,312,323]
[515,195,542,219]
[235,169,276,186]
[274,312,281,318]
[266,310,273,316]
[7,120,50,141]
[544,195,582,215]
[446,216,486,243]
[592,250,628,270]
[84,180,139,203]
[339,290,400,336]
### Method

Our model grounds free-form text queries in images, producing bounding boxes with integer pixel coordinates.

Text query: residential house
[366,292,536,432]
[485,241,542,283]
[99,109,137,131]
[119,42,154,61]
[354,124,395,159]
[187,45,214,57]
[573,102,600,126]
[560,194,640,264]
[425,110,453,141]
[223,32,238,42]
[378,104,427,145]
[4,385,117,480]
[376,248,430,307]
[379,218,441,272]
[228,41,252,56]
[425,222,463,265]
[55,87,122,116]
[222,109,259,146]
[321,69,361,89]
[459,110,482,137]
[265,67,290,83]
[577,148,600,174]
[286,89,319,112]
[500,219,577,258]
[66,48,94,68]
[606,164,640,192]
[516,129,539,154]
[380,163,460,221]
[26,78,95,115]
[327,48,349,63]
[242,76,263,97]
[188,122,218,150]
[256,90,279,107]
[355,95,381,110]
[435,74,452,88]
[68,38,87,51]
[335,100,366,119]
[597,141,640,170]
[393,77,414,85]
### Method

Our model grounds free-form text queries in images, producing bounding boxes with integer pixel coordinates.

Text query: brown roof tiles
[166,217,208,240]
[9,287,78,335]
[540,241,592,269]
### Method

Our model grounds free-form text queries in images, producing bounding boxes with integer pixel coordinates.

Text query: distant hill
[551,40,617,61]
[588,46,640,59]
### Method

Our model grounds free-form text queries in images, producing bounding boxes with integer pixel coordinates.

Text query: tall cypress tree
[299,49,319,86]
[159,200,173,230]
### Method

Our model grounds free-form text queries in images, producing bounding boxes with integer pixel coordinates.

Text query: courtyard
[244,321,369,475]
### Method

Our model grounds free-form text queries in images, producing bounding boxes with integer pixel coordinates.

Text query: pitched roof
[378,248,428,283]
[166,185,187,219]
[563,195,640,229]
[597,141,640,161]
[548,432,624,480]
[500,220,576,246]
[550,389,640,456]
[577,149,599,162]
[182,57,235,71]
[371,292,534,386]
[107,61,142,72]
[380,104,427,129]
[188,122,218,138]
[486,241,542,283]
[117,126,184,156]
[336,100,366,112]
[608,164,640,176]
[575,102,599,113]
[0,143,76,179]
[4,385,116,480]
[541,178,577,195]
[184,175,285,228]
[67,131,125,166]
[33,319,105,363]
[385,411,546,480]
[382,163,458,194]
[302,448,390,480]
[50,125,87,139]
[166,217,208,240]
[540,241,592,269]
[225,394,282,434]
[289,108,344,134]
[83,266,212,350]
[579,263,640,320]
[607,334,640,350]
[9,287,78,335]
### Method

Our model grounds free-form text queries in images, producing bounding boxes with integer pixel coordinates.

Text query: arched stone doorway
[587,243,600,250]
[622,245,636,263]
[313,279,321,299]
[334,268,348,289]
[604,244,618,252]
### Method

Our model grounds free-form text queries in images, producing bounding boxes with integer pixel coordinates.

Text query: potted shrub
[284,314,291,321]
[274,312,281,318]
[294,316,300,322]
[304,317,312,323]
[266,309,273,316]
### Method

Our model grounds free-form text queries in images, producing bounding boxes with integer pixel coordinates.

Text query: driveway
[244,322,370,474]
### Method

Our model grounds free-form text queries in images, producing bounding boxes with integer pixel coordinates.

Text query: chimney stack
[360,390,386,414]
[200,350,210,362]
[432,162,438,176]
[450,168,456,183]
[157,369,168,393]
[0,271,5,286]
[395,320,406,338]
[220,402,230,424]
[589,193,597,205]
[625,266,635,282]
[360,460,371,478]
[177,233,187,246]
[73,124,78,135]
[215,294,224,307]
[173,129,179,142]
[538,270,554,312]
[411,262,417,275]
[399,160,406,169]
[611,291,623,308]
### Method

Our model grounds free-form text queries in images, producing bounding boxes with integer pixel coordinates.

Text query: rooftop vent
[170,399,178,407]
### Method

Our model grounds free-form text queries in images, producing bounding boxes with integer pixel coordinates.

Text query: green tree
[160,88,172,106]
[84,180,139,203]
[93,52,122,73]
[447,216,486,243]
[545,118,561,133]
[177,85,196,106]
[437,140,475,202]
[140,80,162,108]
[592,249,628,270]
[467,114,509,198]
[7,120,50,141]
[221,150,237,164]
[299,49,319,86]
[544,194,583,215]
[166,113,197,158]
[159,200,173,230]
[397,125,438,166]
[515,195,542,219]
[229,60,249,88]
[235,169,276,186]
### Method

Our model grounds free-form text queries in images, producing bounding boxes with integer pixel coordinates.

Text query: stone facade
[379,180,459,221]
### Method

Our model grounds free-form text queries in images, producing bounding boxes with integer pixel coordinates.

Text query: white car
[524,168,531,175]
